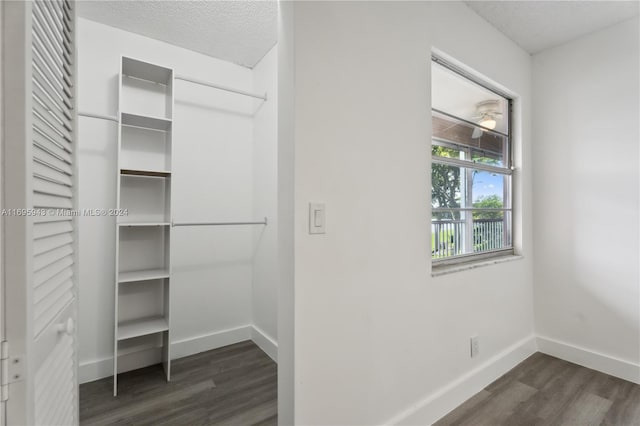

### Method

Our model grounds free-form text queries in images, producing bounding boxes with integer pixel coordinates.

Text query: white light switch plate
[470,335,480,358]
[309,203,326,234]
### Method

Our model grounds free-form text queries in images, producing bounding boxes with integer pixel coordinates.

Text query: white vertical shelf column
[113,56,174,396]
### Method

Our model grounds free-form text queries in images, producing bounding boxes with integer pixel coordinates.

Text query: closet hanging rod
[78,112,119,123]
[175,75,268,101]
[172,217,268,227]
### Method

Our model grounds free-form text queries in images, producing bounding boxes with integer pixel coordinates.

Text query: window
[431,57,513,264]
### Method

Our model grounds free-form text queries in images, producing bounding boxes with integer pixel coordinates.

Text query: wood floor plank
[553,392,612,426]
[485,352,550,393]
[455,381,538,426]
[533,361,595,421]
[83,379,215,425]
[80,341,277,426]
[250,414,278,426]
[601,383,640,426]
[212,399,278,426]
[518,355,579,392]
[433,390,492,426]
[436,352,640,426]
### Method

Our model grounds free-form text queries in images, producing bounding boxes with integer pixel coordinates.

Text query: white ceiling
[77,1,278,68]
[465,1,639,54]
[77,1,638,66]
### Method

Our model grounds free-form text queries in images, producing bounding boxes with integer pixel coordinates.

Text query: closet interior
[75,0,279,411]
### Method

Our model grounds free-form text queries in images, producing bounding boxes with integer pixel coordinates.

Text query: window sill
[431,254,523,277]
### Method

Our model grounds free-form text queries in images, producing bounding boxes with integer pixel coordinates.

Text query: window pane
[432,111,507,167]
[431,164,463,215]
[432,166,510,213]
[471,148,504,167]
[432,61,509,134]
[473,211,511,253]
[431,217,466,258]
[431,211,512,259]
[472,170,504,206]
[432,144,464,160]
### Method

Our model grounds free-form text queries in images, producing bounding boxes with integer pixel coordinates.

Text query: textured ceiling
[465,1,639,54]
[77,1,278,68]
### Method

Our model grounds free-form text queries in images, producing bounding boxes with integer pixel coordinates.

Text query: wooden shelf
[121,168,171,178]
[119,268,169,283]
[117,316,168,340]
[121,112,171,131]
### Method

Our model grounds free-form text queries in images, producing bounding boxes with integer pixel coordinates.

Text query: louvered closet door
[32,1,78,424]
[3,1,78,425]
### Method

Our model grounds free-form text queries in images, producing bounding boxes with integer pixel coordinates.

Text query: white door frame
[3,2,33,423]
[0,2,5,423]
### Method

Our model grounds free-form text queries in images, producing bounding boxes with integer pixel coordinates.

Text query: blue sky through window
[472,171,503,203]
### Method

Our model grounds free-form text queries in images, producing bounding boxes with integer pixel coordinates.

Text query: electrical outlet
[470,335,480,358]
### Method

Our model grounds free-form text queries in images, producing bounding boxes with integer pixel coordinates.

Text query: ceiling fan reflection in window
[471,100,503,138]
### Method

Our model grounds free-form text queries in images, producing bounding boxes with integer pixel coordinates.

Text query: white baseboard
[79,325,254,384]
[79,347,162,384]
[251,325,278,362]
[537,336,640,384]
[386,335,537,426]
[171,325,251,359]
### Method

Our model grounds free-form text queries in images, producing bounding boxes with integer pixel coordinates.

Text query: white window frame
[431,55,514,267]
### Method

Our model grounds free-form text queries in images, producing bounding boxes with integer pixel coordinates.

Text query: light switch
[314,209,324,227]
[309,203,326,234]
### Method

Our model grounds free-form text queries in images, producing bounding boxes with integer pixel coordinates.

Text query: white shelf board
[121,112,171,131]
[121,168,171,178]
[122,56,172,85]
[117,316,168,341]
[119,268,170,283]
[117,222,170,227]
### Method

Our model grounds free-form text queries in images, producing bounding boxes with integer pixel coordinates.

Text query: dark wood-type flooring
[80,346,639,426]
[79,341,277,426]
[436,352,640,426]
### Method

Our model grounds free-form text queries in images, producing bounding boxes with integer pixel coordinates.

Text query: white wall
[532,18,640,383]
[287,2,534,424]
[77,18,272,382]
[252,45,279,360]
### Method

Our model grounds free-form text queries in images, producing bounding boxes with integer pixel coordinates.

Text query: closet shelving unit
[114,56,174,396]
